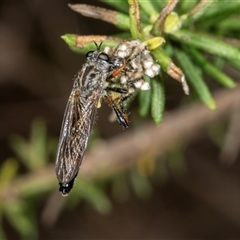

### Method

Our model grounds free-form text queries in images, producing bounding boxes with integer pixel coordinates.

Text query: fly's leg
[106,86,128,94]
[105,86,133,128]
[106,95,130,128]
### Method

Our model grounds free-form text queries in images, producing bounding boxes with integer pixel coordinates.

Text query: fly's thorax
[76,65,105,97]
[75,50,112,97]
[86,50,112,78]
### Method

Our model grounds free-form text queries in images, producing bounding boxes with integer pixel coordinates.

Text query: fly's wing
[55,86,98,184]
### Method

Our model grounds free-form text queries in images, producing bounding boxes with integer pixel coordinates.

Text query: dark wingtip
[59,178,75,196]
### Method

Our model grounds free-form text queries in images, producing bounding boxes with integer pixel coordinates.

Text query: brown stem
[2,86,240,202]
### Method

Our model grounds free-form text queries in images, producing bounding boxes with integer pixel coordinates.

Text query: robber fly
[55,43,131,196]
[55,44,114,195]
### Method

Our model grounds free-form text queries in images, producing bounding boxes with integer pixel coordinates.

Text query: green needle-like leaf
[217,16,240,32]
[138,0,158,16]
[115,12,131,30]
[61,34,76,47]
[151,77,165,125]
[128,0,143,39]
[102,0,149,23]
[153,0,167,9]
[174,48,216,110]
[195,0,240,27]
[101,0,129,14]
[73,179,112,214]
[0,158,18,187]
[152,48,171,73]
[68,4,130,30]
[130,169,152,199]
[139,80,151,117]
[61,34,120,54]
[189,47,236,88]
[4,201,37,239]
[9,120,48,170]
[9,135,29,167]
[138,1,158,23]
[228,59,240,71]
[184,1,215,23]
[152,48,189,94]
[170,30,240,62]
[179,0,197,14]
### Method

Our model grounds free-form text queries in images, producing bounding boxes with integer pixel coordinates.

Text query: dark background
[1,1,240,239]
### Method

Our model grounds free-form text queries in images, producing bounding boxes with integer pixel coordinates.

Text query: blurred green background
[0,0,240,239]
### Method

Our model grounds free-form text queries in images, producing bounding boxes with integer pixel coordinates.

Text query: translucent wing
[55,83,98,186]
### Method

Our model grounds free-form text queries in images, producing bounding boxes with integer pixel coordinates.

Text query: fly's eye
[86,50,94,58]
[98,53,109,62]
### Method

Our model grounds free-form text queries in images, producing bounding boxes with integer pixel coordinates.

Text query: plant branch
[1,86,240,202]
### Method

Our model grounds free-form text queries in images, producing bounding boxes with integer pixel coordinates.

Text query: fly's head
[86,50,111,72]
